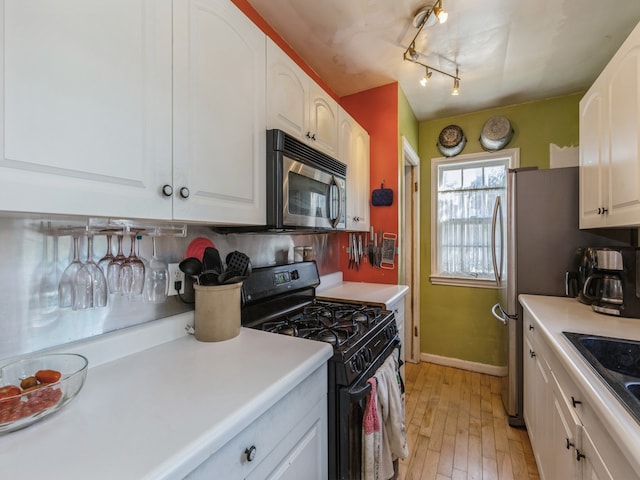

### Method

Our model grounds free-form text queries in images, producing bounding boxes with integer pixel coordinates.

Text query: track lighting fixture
[403,0,460,94]
[451,69,460,95]
[420,68,432,86]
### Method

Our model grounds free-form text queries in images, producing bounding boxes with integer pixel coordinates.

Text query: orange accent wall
[340,83,399,284]
[230,0,338,101]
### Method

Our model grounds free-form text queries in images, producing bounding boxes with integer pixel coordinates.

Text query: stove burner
[352,312,368,323]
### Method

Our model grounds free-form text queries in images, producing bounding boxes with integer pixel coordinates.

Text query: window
[431,148,519,287]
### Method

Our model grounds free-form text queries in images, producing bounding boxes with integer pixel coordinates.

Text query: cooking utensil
[184,237,215,262]
[198,269,248,286]
[480,115,514,151]
[225,251,252,276]
[368,227,375,266]
[355,234,359,271]
[202,247,223,274]
[179,257,202,283]
[437,124,466,157]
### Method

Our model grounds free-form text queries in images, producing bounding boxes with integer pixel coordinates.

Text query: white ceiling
[247,0,640,121]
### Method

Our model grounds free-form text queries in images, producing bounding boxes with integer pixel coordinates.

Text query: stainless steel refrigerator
[490,166,631,427]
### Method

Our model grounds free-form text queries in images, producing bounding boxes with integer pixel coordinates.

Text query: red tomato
[35,370,62,384]
[0,385,21,399]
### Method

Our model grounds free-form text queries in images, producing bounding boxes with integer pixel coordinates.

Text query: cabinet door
[308,82,339,158]
[606,43,640,227]
[266,39,307,140]
[579,83,607,228]
[0,0,173,219]
[579,425,614,480]
[339,109,370,231]
[173,0,266,224]
[550,371,581,480]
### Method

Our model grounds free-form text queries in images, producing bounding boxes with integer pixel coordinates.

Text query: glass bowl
[0,353,88,434]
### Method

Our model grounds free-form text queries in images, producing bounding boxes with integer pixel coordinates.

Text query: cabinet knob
[311,133,316,141]
[566,438,575,450]
[179,187,190,199]
[306,131,312,139]
[245,445,257,462]
[162,184,173,197]
[529,350,536,358]
[576,449,586,461]
[602,207,608,214]
[571,396,582,408]
[528,324,534,331]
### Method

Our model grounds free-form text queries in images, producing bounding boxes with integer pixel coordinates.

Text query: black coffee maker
[575,247,640,318]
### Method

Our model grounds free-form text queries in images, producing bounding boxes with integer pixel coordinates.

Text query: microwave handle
[330,176,343,228]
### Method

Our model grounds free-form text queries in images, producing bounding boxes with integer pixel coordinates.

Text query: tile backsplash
[0,214,340,361]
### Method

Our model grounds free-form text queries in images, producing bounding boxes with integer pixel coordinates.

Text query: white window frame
[430,148,520,288]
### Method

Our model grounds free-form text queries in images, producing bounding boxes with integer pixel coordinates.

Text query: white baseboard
[420,352,507,377]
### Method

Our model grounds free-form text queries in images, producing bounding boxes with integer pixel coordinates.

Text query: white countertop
[519,294,640,475]
[317,275,409,308]
[0,315,332,479]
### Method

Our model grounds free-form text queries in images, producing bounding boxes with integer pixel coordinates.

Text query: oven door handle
[348,382,373,401]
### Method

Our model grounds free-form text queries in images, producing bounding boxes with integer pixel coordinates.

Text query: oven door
[282,155,345,229]
[335,338,401,480]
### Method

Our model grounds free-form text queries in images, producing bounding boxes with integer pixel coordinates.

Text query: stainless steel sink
[563,332,640,425]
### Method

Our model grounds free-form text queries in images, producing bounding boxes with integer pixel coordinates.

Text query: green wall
[418,93,583,366]
[398,88,419,152]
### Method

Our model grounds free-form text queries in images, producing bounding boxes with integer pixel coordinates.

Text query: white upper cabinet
[0,0,173,219]
[580,21,640,228]
[173,0,266,224]
[0,0,266,225]
[266,38,338,158]
[338,108,370,231]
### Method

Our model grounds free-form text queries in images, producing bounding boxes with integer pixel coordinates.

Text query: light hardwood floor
[398,362,540,480]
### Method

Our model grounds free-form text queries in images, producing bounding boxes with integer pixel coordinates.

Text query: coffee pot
[576,247,640,318]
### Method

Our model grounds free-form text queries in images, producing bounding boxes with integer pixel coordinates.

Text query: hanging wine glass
[120,231,145,295]
[145,234,168,303]
[58,235,83,308]
[107,233,127,294]
[98,233,115,275]
[73,234,108,309]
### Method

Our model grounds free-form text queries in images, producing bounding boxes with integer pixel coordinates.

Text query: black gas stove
[241,261,401,479]
[241,262,397,384]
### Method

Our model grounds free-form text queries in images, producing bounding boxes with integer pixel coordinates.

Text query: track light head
[408,44,420,62]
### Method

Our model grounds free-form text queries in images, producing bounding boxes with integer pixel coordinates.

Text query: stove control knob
[349,359,358,374]
[364,348,372,363]
[355,354,364,373]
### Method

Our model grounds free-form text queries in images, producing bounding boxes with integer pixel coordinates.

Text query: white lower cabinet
[522,310,637,480]
[186,366,328,480]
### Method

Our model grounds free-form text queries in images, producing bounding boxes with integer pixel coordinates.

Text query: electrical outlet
[167,263,185,296]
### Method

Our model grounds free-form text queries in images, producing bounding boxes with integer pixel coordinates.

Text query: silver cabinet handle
[162,184,173,197]
[179,187,190,199]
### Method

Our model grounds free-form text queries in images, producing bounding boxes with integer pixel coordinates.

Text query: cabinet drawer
[187,365,327,479]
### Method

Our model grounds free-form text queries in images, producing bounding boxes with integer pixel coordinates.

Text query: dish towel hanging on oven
[362,347,408,480]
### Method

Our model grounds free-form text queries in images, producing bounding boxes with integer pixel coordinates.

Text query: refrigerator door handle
[492,303,516,325]
[491,196,503,286]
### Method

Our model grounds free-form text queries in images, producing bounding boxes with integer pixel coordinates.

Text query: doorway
[400,137,420,363]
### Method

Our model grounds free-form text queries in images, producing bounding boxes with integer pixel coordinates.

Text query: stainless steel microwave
[266,129,346,230]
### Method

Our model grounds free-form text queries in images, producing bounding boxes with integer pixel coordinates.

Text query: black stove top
[241,262,399,385]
